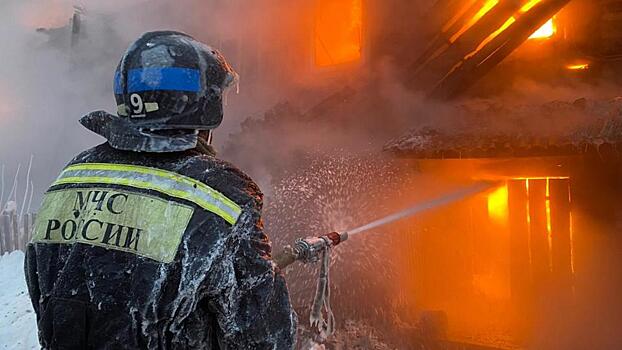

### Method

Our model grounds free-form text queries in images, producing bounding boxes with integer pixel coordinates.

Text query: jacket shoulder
[180,155,263,210]
[61,144,262,210]
[66,143,114,166]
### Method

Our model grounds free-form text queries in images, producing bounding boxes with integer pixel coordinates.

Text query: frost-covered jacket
[24,143,297,350]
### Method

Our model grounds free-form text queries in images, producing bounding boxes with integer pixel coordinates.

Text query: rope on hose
[309,245,335,339]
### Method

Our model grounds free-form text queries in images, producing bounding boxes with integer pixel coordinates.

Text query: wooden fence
[0,213,36,254]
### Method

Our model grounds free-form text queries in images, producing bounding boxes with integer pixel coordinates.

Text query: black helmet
[80,31,238,152]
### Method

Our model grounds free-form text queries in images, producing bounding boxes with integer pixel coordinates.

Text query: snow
[0,251,38,350]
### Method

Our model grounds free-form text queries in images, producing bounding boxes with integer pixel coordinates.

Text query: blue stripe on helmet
[114,67,202,94]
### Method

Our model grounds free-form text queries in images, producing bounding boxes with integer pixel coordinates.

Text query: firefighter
[24,31,297,349]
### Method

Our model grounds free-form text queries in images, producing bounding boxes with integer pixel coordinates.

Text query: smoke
[0,0,467,205]
[0,1,129,209]
[0,0,314,208]
[220,58,437,191]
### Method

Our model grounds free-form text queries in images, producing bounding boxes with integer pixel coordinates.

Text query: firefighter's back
[25,143,256,349]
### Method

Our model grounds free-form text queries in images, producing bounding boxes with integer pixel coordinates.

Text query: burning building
[228,1,622,348]
[29,0,622,349]
[380,96,622,348]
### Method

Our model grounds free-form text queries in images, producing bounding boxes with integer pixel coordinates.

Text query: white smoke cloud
[0,0,289,208]
[0,1,110,209]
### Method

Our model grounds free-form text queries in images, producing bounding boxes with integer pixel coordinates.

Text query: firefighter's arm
[205,206,297,350]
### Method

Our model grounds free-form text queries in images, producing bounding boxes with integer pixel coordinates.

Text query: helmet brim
[80,111,199,153]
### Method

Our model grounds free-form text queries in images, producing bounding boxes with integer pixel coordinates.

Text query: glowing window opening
[487,177,575,280]
[314,0,363,67]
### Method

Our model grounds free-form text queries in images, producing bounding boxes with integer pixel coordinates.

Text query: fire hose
[273,231,348,339]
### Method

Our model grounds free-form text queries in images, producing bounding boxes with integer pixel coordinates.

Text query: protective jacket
[24,143,297,349]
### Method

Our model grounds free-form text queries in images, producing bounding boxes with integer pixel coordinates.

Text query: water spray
[273,181,495,338]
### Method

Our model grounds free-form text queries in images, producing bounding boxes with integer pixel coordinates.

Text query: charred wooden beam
[431,0,571,99]
[425,0,471,31]
[414,0,483,70]
[413,0,524,89]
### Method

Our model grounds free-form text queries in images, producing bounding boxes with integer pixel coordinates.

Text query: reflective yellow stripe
[62,163,240,215]
[52,163,241,225]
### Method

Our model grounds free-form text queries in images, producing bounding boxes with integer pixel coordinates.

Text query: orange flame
[488,184,509,224]
[314,0,363,67]
[566,63,590,70]
[521,1,556,40]
[529,18,556,39]
[451,0,499,43]
[471,0,557,54]
[521,0,542,12]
